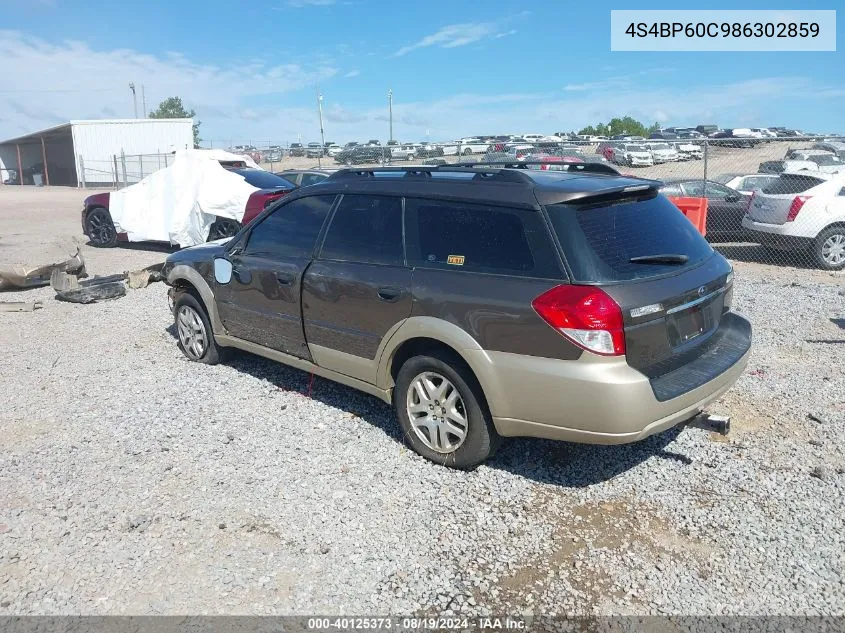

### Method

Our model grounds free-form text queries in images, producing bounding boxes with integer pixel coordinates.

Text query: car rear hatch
[544,189,750,402]
[747,173,825,225]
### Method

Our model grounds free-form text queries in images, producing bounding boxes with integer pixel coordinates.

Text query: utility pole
[317,88,325,168]
[141,84,147,117]
[129,83,138,118]
[387,88,393,143]
[317,89,326,149]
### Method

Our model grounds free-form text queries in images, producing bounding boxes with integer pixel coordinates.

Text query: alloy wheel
[177,305,207,360]
[406,372,468,453]
[821,233,845,267]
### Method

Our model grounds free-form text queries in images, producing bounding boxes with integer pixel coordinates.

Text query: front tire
[394,351,499,469]
[813,226,845,270]
[85,207,118,248]
[174,292,224,365]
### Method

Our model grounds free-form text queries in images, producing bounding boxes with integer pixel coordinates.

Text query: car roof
[289,165,658,208]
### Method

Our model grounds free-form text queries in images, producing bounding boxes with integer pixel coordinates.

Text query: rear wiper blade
[629,254,689,264]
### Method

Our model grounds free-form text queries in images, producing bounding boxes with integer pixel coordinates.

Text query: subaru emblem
[698,286,707,296]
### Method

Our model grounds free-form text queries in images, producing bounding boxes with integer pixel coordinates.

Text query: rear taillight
[746,191,755,212]
[531,285,626,356]
[786,195,810,221]
[264,190,289,209]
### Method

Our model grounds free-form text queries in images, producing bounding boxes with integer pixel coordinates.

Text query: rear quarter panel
[410,268,582,361]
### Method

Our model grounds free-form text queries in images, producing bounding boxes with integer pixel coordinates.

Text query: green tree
[149,97,201,148]
[578,116,658,138]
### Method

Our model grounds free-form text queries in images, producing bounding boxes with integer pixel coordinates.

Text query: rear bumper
[742,217,814,250]
[473,314,752,444]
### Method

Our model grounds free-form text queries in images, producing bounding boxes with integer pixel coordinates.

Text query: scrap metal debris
[50,262,163,304]
[0,300,43,312]
[0,245,86,291]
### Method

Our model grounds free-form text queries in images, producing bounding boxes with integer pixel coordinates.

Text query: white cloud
[344,69,360,78]
[495,29,517,38]
[564,67,677,92]
[393,22,498,56]
[0,30,337,138]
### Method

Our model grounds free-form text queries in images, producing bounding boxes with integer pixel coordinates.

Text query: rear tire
[394,350,499,469]
[813,226,845,270]
[85,207,118,248]
[174,292,225,365]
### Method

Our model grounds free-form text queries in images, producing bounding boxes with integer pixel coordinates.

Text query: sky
[0,0,842,146]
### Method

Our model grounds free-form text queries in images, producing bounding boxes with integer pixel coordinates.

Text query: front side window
[243,195,335,258]
[405,199,560,277]
[319,195,404,266]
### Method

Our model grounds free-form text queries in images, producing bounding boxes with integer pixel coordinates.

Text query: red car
[82,168,295,247]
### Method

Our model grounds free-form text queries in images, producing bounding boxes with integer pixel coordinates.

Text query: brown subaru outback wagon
[163,165,752,469]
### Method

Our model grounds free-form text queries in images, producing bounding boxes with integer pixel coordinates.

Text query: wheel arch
[376,317,495,408]
[167,264,224,334]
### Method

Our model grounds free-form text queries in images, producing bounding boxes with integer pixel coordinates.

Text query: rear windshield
[761,174,825,195]
[236,169,295,189]
[545,194,713,282]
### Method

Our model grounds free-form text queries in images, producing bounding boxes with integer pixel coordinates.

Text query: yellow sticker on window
[447,255,465,265]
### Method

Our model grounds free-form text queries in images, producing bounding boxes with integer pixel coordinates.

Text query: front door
[216,194,335,359]
[302,194,411,380]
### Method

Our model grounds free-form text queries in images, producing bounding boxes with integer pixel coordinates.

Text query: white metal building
[0,118,193,187]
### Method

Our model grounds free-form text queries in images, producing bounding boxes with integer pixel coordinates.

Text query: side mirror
[725,194,741,203]
[213,258,233,284]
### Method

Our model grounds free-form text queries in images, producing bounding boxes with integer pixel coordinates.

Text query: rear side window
[546,194,714,283]
[405,199,561,278]
[320,195,404,266]
[244,195,334,258]
[762,174,825,195]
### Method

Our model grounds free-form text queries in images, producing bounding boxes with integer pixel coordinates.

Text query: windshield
[545,194,713,282]
[626,145,647,152]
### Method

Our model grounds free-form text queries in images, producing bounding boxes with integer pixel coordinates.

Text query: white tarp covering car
[107,149,261,247]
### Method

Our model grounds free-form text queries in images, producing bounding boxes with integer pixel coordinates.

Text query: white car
[645,142,679,163]
[613,144,654,167]
[750,128,778,138]
[389,144,418,161]
[325,144,342,157]
[718,173,779,196]
[743,172,845,269]
[520,133,558,143]
[454,138,490,155]
[673,141,703,160]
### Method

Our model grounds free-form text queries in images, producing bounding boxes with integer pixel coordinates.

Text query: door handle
[275,271,295,285]
[377,287,402,302]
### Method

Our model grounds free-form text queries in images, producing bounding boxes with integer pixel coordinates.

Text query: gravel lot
[0,185,843,616]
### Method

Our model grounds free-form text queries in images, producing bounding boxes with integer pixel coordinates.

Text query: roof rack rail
[454,160,622,175]
[328,165,536,184]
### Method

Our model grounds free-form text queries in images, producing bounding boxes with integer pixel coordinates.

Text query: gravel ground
[0,187,844,616]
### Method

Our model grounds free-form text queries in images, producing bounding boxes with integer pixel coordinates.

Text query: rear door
[747,174,827,225]
[302,194,411,380]
[216,194,335,359]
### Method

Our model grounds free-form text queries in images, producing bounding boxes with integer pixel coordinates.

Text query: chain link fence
[73,135,845,272]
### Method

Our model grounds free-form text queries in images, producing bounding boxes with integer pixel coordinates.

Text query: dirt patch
[487,493,713,613]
